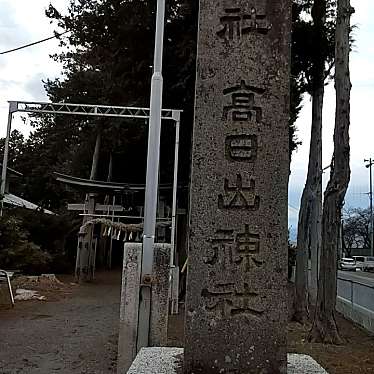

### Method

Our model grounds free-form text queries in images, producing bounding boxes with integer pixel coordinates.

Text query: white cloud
[0,0,67,137]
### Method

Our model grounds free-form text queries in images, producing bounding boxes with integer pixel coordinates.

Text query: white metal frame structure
[13,101,177,119]
[2,0,171,352]
[0,269,15,307]
[0,100,182,264]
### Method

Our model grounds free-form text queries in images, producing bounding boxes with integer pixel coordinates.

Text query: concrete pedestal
[117,243,171,373]
[125,348,328,374]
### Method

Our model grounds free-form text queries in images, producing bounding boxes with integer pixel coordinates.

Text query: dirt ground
[0,271,121,374]
[169,306,374,373]
[288,314,374,374]
[1,272,374,373]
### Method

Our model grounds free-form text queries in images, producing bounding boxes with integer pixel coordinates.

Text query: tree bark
[77,126,102,282]
[308,84,323,305]
[106,152,113,182]
[90,126,102,180]
[309,0,353,344]
[294,0,326,322]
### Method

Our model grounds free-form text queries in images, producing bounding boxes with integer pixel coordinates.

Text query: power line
[0,31,69,55]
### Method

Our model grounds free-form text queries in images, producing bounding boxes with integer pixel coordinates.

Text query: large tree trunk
[309,0,328,306]
[90,126,102,180]
[294,189,311,323]
[294,0,326,322]
[106,152,113,182]
[76,126,102,282]
[309,0,353,344]
[308,85,323,305]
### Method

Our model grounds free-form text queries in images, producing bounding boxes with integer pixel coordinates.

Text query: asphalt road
[338,269,374,286]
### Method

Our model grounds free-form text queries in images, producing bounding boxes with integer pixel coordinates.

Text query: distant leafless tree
[343,208,370,250]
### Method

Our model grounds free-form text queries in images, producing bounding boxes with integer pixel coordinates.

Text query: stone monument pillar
[185,1,291,373]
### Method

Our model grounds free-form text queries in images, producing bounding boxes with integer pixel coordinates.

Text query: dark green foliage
[290,0,337,158]
[44,0,198,185]
[0,129,25,169]
[16,209,77,254]
[18,209,79,273]
[288,240,297,280]
[3,0,199,210]
[0,215,50,274]
[292,0,336,94]
[0,209,78,274]
[1,1,317,210]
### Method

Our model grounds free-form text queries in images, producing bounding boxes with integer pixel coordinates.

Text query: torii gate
[54,172,175,280]
[0,100,182,283]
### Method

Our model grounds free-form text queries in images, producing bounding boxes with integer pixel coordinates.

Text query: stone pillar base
[125,348,329,374]
[117,243,171,373]
[170,266,179,315]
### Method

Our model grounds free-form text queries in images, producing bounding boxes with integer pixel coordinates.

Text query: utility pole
[0,102,17,216]
[364,158,374,256]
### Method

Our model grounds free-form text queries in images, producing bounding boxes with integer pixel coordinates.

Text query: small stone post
[117,243,171,373]
[184,0,291,373]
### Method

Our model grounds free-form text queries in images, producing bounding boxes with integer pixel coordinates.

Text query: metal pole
[169,114,180,315]
[370,160,374,257]
[170,113,180,265]
[365,158,374,256]
[0,102,16,216]
[137,0,165,351]
[108,195,115,269]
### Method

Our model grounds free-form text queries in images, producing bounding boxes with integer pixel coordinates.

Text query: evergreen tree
[5,0,304,209]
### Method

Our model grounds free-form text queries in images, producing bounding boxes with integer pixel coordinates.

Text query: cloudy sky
[0,0,67,117]
[0,0,373,231]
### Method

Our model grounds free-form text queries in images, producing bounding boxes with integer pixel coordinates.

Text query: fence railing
[336,274,374,333]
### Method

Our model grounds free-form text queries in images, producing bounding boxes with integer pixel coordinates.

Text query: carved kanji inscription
[218,174,260,210]
[204,225,263,272]
[225,134,258,162]
[217,7,272,42]
[223,80,265,122]
[201,282,265,320]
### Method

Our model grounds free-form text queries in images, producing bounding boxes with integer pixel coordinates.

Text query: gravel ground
[0,271,121,374]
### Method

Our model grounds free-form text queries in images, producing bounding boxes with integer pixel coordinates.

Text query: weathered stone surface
[117,243,141,373]
[170,265,180,315]
[288,354,328,374]
[126,347,184,374]
[185,0,291,373]
[117,243,171,374]
[149,244,171,346]
[125,349,328,374]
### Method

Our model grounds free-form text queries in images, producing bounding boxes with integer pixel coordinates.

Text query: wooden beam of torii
[54,172,183,192]
[54,172,129,192]
[68,203,125,212]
